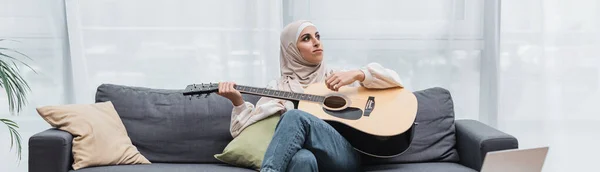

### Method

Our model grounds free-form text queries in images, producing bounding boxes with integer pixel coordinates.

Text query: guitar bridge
[363,96,375,116]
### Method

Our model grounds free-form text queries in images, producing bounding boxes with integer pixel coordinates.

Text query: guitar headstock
[183,83,219,96]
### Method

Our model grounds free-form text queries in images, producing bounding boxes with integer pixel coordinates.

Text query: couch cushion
[95,84,261,163]
[364,162,476,172]
[362,87,460,165]
[70,163,254,172]
[214,114,281,170]
[36,101,151,170]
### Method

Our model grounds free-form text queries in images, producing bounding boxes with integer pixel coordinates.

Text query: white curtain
[285,0,484,120]
[65,0,283,103]
[500,0,600,171]
[0,0,67,171]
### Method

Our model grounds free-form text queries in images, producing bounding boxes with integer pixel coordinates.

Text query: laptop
[481,146,549,172]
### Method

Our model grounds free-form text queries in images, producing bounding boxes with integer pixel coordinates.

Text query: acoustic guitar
[183,82,418,158]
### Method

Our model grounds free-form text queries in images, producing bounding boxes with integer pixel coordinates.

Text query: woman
[217,20,403,172]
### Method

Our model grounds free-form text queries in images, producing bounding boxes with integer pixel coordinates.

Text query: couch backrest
[95,84,260,163]
[96,84,460,165]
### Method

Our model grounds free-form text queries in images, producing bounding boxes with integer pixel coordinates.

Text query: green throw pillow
[215,114,281,170]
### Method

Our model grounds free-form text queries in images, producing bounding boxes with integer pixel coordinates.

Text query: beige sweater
[229,62,404,138]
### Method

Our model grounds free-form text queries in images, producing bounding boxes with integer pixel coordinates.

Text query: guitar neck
[234,85,325,103]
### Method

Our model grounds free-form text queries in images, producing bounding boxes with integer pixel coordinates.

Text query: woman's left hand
[325,70,365,91]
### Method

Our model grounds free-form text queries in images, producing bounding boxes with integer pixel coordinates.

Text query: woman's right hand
[217,82,245,106]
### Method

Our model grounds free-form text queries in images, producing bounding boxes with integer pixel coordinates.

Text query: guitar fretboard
[235,85,325,103]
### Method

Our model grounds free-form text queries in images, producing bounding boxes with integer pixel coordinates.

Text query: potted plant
[0,39,35,162]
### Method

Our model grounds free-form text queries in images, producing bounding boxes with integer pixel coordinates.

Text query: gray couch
[29,84,518,172]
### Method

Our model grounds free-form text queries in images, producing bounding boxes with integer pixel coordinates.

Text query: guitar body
[297,83,418,158]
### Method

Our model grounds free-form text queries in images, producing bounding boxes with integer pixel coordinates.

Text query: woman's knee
[282,109,305,121]
[280,109,322,130]
[282,109,316,121]
[283,109,304,116]
[289,149,317,168]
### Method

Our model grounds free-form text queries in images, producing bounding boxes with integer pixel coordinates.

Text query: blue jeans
[260,109,362,172]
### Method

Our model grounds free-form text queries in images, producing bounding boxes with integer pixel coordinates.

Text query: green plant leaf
[0,41,31,163]
[2,118,22,162]
[0,118,18,128]
[0,69,18,113]
[11,127,23,162]
[9,126,14,148]
[0,52,37,74]
[0,60,31,114]
[0,48,32,60]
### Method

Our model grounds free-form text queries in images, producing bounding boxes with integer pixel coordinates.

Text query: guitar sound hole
[324,96,346,109]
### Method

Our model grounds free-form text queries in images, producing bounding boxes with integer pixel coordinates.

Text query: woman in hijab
[217,20,404,172]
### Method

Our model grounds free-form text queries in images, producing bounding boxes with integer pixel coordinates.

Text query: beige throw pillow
[36,101,151,170]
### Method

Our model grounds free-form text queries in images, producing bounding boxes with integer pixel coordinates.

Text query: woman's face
[296,26,323,65]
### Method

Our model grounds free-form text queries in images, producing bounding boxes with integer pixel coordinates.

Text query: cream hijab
[277,20,327,93]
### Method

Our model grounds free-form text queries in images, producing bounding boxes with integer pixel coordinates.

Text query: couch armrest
[29,128,73,172]
[455,119,518,171]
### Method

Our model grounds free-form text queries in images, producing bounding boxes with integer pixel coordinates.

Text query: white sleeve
[229,81,293,138]
[359,62,404,89]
